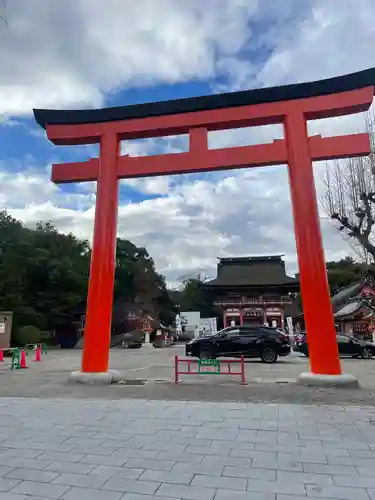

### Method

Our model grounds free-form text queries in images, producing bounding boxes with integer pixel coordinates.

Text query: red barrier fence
[174,355,245,385]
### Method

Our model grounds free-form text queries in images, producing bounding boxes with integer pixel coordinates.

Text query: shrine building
[203,255,299,329]
[294,277,375,340]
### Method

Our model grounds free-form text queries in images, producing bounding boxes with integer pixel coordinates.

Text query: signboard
[226,309,240,315]
[0,323,5,334]
[286,316,294,334]
[181,311,200,326]
[198,359,221,373]
[175,314,182,334]
[199,317,217,336]
[199,318,211,331]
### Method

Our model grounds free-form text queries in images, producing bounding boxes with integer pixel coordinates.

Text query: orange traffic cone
[0,350,3,362]
[20,350,28,369]
[33,345,41,362]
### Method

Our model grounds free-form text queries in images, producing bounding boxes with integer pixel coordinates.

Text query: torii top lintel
[33,67,375,146]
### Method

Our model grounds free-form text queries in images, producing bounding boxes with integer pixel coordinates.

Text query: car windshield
[213,328,232,337]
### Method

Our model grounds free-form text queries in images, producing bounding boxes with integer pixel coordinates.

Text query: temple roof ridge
[34,67,375,129]
[204,253,299,288]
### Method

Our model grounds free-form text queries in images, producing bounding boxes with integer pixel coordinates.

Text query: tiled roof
[331,283,366,312]
[204,255,299,287]
[334,299,375,319]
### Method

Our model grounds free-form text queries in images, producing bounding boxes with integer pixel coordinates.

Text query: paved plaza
[0,346,375,405]
[0,348,374,498]
[0,397,374,499]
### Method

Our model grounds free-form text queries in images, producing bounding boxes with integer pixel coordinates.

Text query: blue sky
[1,0,375,284]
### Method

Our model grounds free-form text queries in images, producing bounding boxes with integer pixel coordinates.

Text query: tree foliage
[295,257,372,297]
[0,211,177,337]
[326,257,368,294]
[14,325,41,346]
[173,278,220,319]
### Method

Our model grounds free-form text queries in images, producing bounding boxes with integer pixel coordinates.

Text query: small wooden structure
[0,311,12,349]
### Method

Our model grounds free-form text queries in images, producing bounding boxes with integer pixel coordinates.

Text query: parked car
[185,325,290,363]
[111,330,144,349]
[295,333,375,359]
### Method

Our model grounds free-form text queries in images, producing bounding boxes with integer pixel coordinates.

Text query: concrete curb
[296,372,359,388]
[69,370,122,385]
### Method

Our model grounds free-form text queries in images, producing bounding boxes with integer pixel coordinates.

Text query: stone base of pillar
[296,372,359,388]
[69,370,121,385]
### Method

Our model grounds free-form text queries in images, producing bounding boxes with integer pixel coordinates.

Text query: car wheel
[361,347,373,359]
[260,346,278,363]
[352,355,359,358]
[199,347,215,359]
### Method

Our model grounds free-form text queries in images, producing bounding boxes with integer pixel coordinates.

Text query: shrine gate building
[204,255,299,329]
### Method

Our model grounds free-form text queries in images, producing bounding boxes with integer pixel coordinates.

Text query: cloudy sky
[1,0,375,285]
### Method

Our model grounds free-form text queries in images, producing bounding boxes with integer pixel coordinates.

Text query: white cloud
[1,0,375,285]
[0,0,260,115]
[257,0,375,88]
[1,162,353,285]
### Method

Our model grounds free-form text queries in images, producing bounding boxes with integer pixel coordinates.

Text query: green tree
[0,211,177,336]
[0,211,90,332]
[114,238,177,326]
[326,257,366,294]
[14,325,41,346]
[296,256,373,296]
[177,278,219,318]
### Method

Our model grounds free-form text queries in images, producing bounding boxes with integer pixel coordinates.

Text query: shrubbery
[13,325,41,346]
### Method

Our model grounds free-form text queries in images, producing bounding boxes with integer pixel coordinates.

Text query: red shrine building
[204,256,299,329]
[294,278,375,340]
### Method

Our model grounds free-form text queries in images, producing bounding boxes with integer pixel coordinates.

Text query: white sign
[210,317,217,334]
[286,316,294,351]
[286,316,294,334]
[175,314,182,334]
[199,317,217,336]
[199,318,212,334]
[181,311,200,328]
[0,323,5,334]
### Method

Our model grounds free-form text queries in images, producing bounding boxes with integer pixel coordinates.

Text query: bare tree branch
[0,0,7,26]
[320,110,375,262]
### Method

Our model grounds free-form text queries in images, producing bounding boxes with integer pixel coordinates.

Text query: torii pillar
[33,67,375,386]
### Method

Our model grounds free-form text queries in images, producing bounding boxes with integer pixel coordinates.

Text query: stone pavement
[0,399,374,499]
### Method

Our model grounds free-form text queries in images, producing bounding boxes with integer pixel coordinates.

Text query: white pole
[286,316,294,353]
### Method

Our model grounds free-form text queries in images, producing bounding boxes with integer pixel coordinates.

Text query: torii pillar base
[69,370,122,385]
[296,372,359,388]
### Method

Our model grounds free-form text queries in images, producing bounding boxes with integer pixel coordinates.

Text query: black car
[110,330,144,349]
[185,326,290,363]
[295,333,375,359]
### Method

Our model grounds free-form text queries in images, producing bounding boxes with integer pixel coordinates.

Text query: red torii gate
[34,67,375,385]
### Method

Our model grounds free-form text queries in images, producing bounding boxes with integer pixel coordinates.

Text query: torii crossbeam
[34,67,375,386]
